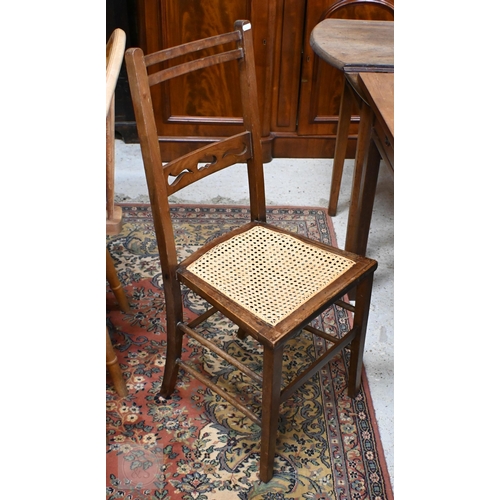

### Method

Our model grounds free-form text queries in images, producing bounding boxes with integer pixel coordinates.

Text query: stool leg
[328,79,355,216]
[259,344,284,483]
[106,326,128,397]
[348,272,374,397]
[106,247,130,313]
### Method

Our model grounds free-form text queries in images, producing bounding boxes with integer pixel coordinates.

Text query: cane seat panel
[187,225,355,326]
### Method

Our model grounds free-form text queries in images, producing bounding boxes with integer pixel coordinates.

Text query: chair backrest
[106,28,126,234]
[125,20,266,279]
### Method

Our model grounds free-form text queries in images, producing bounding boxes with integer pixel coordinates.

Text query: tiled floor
[114,139,394,487]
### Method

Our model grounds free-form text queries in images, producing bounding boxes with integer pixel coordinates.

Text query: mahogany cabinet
[108,0,394,161]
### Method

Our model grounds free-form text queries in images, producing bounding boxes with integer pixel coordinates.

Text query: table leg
[345,102,381,256]
[328,79,355,216]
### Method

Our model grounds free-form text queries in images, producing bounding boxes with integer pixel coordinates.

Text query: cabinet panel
[297,0,394,136]
[154,0,250,138]
[138,0,275,146]
[270,0,307,132]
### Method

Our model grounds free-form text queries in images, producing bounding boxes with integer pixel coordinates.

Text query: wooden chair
[125,20,378,482]
[106,28,129,397]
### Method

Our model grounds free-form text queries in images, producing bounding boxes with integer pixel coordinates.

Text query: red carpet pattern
[106,204,392,500]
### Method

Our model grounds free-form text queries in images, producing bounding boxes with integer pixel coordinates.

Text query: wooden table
[358,73,394,170]
[310,19,394,217]
[344,72,394,256]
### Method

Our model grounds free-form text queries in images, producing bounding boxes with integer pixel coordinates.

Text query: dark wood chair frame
[125,20,377,483]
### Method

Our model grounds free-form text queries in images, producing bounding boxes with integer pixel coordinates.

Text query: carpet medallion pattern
[106,205,392,500]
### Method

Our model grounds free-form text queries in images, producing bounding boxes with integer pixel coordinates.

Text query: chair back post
[106,28,126,116]
[235,20,266,223]
[125,45,185,320]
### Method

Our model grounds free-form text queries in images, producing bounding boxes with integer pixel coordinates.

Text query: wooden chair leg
[158,282,186,398]
[106,326,128,397]
[106,247,130,313]
[158,321,184,399]
[259,344,284,483]
[328,79,355,216]
[347,272,374,397]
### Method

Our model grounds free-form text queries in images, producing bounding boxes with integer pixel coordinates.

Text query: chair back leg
[159,321,183,399]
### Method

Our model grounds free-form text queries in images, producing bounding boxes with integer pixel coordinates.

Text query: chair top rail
[148,49,243,87]
[144,30,241,67]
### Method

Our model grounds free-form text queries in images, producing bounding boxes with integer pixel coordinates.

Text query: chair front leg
[348,272,374,397]
[259,344,284,483]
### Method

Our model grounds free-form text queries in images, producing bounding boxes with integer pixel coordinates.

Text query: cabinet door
[270,0,307,133]
[297,0,394,137]
[138,0,274,143]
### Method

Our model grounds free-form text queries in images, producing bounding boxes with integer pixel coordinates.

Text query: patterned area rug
[106,204,392,500]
